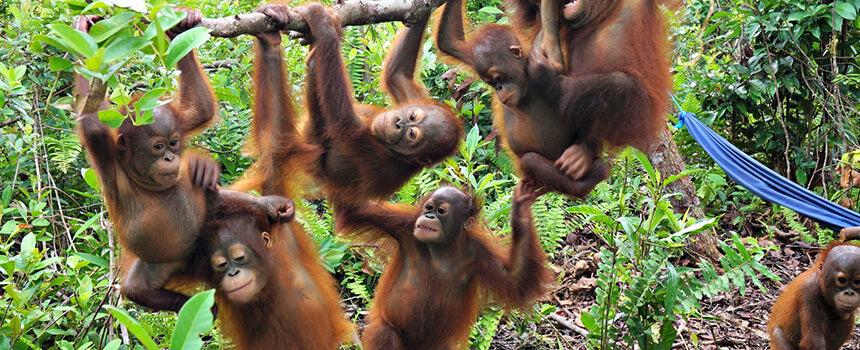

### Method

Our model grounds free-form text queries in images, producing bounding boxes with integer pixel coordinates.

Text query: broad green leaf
[169,290,215,350]
[0,221,17,235]
[663,169,699,186]
[786,11,809,21]
[795,168,808,187]
[73,212,102,241]
[135,109,155,126]
[114,0,147,13]
[146,7,177,54]
[710,11,730,19]
[133,87,169,112]
[617,216,641,236]
[33,34,70,53]
[104,37,150,62]
[104,339,122,350]
[98,110,126,129]
[567,205,603,216]
[836,1,857,19]
[316,236,347,273]
[673,217,717,236]
[48,23,97,58]
[82,167,101,191]
[74,65,107,83]
[31,218,49,227]
[90,12,138,42]
[105,305,159,350]
[80,0,111,14]
[632,149,657,183]
[478,6,504,14]
[164,27,211,68]
[146,7,185,40]
[706,173,727,186]
[21,233,36,253]
[83,47,106,72]
[580,310,596,331]
[13,65,25,80]
[49,57,73,72]
[2,183,13,205]
[664,264,679,310]
[72,252,108,269]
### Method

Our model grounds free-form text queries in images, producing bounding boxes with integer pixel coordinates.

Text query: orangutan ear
[509,45,523,59]
[464,217,475,230]
[261,231,273,248]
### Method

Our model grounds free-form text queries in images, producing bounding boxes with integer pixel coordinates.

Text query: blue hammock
[675,105,860,230]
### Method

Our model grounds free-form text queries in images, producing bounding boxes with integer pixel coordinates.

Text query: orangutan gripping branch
[73,11,220,312]
[295,2,463,207]
[192,4,352,348]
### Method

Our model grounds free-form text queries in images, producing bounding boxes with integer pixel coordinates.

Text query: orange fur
[338,186,550,349]
[768,242,860,349]
[204,14,352,348]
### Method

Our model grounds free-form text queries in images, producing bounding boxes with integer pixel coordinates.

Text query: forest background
[1,0,859,348]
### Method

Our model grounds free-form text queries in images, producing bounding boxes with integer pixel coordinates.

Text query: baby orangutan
[338,182,551,349]
[769,242,860,349]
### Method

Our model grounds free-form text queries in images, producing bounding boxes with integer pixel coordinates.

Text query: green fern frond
[533,193,570,252]
[45,134,81,174]
[297,199,334,240]
[469,308,503,350]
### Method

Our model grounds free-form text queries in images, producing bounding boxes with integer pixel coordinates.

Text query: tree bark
[648,125,723,262]
[199,0,446,37]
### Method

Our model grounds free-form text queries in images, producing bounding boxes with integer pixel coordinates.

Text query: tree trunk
[648,125,723,262]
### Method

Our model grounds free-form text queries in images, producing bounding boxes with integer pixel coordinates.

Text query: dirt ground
[487,231,860,349]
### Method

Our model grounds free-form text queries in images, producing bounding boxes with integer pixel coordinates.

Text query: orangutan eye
[838,277,848,285]
[234,252,246,264]
[154,143,165,151]
[212,256,228,272]
[409,112,416,121]
[169,139,179,148]
[425,204,433,211]
[437,207,446,215]
[408,128,420,141]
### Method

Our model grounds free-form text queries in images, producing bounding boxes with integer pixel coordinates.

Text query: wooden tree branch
[77,78,107,115]
[199,0,446,38]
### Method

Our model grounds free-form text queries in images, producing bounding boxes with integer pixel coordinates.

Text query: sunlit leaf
[105,306,159,350]
[169,290,215,350]
[83,167,101,192]
[32,33,66,53]
[21,233,36,253]
[104,37,149,61]
[164,27,211,68]
[49,57,74,72]
[98,110,126,129]
[48,23,97,58]
[90,12,138,42]
[83,47,106,72]
[836,1,857,19]
[133,87,169,111]
[113,0,147,13]
[72,252,108,269]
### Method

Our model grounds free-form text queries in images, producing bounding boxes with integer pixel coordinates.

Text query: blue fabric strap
[672,95,860,230]
[669,93,686,128]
